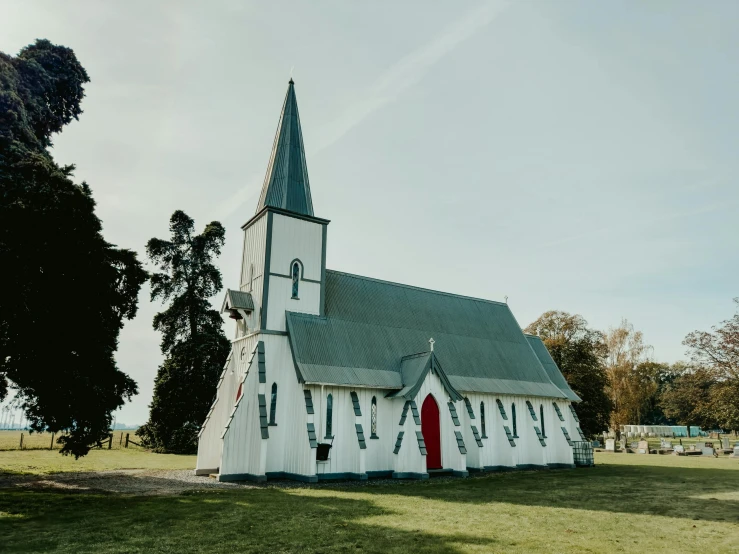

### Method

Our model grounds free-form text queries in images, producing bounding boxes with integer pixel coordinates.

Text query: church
[196,80,584,482]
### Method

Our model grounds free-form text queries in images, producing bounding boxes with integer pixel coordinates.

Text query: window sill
[481,435,488,439]
[268,423,277,427]
[324,436,334,440]
[291,297,300,300]
[370,435,379,440]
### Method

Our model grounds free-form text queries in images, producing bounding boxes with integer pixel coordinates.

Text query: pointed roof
[387,351,463,402]
[256,79,314,216]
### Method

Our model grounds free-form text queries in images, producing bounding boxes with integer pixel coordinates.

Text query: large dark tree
[137,211,230,453]
[525,311,612,437]
[0,40,147,456]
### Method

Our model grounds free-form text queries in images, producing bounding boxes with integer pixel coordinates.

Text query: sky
[2,1,738,425]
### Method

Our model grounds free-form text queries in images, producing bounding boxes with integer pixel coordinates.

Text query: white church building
[196,80,585,482]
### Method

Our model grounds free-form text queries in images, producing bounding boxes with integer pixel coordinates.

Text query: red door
[421,394,442,469]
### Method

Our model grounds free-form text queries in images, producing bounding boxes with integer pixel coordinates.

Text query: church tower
[223,79,329,337]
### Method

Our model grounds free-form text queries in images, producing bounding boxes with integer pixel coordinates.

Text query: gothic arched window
[291,261,300,299]
[511,403,518,437]
[540,404,545,437]
[371,396,378,438]
[480,401,487,438]
[325,393,333,438]
[269,383,277,425]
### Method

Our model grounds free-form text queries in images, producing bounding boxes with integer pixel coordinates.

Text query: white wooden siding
[269,213,323,281]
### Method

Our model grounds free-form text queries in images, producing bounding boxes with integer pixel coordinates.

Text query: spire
[256,79,314,216]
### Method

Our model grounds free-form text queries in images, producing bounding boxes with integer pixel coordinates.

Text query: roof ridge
[400,351,431,361]
[325,269,509,307]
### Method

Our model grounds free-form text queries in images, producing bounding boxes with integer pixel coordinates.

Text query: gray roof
[256,79,314,216]
[285,270,578,400]
[387,352,463,401]
[525,334,581,402]
[222,289,255,312]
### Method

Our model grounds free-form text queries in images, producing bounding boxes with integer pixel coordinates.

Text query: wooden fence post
[108,434,112,450]
[119,432,123,446]
[19,433,23,450]
[50,432,55,450]
[125,433,129,448]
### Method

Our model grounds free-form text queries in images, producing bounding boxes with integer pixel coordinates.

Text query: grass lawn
[0,449,196,475]
[2,451,739,553]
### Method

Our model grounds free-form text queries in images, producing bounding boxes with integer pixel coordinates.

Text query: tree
[603,320,654,429]
[684,298,739,378]
[137,211,230,453]
[525,311,612,437]
[0,40,147,457]
[660,364,717,435]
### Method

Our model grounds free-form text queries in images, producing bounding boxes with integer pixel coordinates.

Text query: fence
[0,430,145,451]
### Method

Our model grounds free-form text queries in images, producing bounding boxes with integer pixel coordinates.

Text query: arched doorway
[421,394,442,469]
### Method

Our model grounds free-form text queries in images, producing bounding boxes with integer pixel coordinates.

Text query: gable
[285,271,572,399]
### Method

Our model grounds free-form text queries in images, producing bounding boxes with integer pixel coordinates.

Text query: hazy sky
[2,1,738,425]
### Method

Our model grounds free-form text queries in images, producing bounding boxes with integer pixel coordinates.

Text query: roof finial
[429,338,435,352]
[289,66,294,85]
[504,295,508,304]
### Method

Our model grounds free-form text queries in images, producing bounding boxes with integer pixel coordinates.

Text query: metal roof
[221,289,255,312]
[256,79,314,216]
[386,352,463,401]
[525,334,581,402]
[285,270,574,399]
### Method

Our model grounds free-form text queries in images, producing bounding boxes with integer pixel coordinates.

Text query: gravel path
[0,469,466,495]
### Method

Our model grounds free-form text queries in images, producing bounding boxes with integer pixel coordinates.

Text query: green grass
[0,430,142,451]
[0,449,195,475]
[2,452,739,552]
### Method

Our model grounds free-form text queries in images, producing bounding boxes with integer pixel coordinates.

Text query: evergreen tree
[525,311,612,437]
[0,40,147,457]
[137,211,230,453]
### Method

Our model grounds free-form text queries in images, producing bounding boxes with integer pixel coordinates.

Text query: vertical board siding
[269,213,324,281]
[263,334,313,476]
[266,277,321,331]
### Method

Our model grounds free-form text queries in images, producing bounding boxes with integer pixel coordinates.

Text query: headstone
[637,440,649,454]
[723,438,730,450]
[630,441,639,449]
[674,445,685,454]
[702,447,715,457]
[605,439,615,451]
[619,439,627,451]
[660,439,672,448]
[592,440,601,448]
[695,442,706,450]
[732,446,739,457]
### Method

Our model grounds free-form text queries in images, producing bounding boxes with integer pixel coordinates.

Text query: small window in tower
[480,401,487,438]
[291,261,300,299]
[269,383,277,425]
[371,396,378,438]
[511,403,518,438]
[248,263,255,292]
[325,393,333,438]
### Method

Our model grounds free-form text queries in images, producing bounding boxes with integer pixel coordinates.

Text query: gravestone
[619,439,627,451]
[630,441,639,449]
[605,439,616,451]
[592,440,601,448]
[694,442,706,450]
[674,445,685,454]
[701,447,715,457]
[722,438,730,450]
[732,446,739,458]
[660,439,672,448]
[637,440,649,454]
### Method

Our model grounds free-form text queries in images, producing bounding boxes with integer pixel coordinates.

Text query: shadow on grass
[346,464,739,524]
[0,486,496,553]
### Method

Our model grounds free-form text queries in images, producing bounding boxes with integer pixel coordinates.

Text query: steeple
[256,79,314,216]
